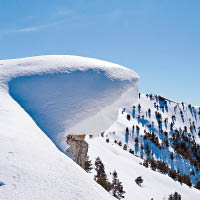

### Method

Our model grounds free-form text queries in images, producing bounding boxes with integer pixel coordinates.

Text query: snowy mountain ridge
[0,55,200,200]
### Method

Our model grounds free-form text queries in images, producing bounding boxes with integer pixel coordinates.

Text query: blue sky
[0,0,200,105]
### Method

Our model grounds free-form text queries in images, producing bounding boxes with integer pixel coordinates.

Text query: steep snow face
[0,89,114,200]
[0,55,139,151]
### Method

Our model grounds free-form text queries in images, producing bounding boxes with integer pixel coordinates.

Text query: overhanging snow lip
[3,55,139,153]
[0,55,140,84]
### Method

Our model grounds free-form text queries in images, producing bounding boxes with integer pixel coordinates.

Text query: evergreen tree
[135,176,143,187]
[123,144,127,151]
[118,141,122,146]
[182,174,192,187]
[112,170,125,199]
[195,181,200,190]
[168,192,181,200]
[94,157,112,192]
[85,156,93,173]
[170,153,174,160]
[127,114,131,121]
[129,149,134,155]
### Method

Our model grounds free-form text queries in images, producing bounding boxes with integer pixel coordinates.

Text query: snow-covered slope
[0,90,113,200]
[87,136,200,200]
[0,55,139,200]
[86,93,200,199]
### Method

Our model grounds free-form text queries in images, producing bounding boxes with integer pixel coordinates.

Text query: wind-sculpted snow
[0,55,138,200]
[0,55,139,151]
[0,88,114,200]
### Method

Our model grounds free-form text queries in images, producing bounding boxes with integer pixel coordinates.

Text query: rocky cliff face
[66,135,88,169]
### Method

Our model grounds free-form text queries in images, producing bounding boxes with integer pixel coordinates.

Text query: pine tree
[135,176,143,187]
[168,192,181,200]
[94,157,112,192]
[195,181,200,190]
[123,144,127,151]
[112,170,125,199]
[170,153,174,160]
[85,156,93,173]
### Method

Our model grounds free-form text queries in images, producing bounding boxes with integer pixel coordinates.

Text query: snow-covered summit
[0,55,139,151]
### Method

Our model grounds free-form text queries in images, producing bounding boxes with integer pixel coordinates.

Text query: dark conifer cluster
[168,192,181,200]
[94,157,125,199]
[143,158,192,187]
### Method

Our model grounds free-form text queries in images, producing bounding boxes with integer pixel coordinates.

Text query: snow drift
[1,55,140,150]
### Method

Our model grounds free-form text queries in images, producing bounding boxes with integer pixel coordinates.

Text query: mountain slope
[87,135,200,200]
[86,93,200,199]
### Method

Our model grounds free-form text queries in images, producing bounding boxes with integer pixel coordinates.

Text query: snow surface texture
[1,55,139,151]
[86,93,200,199]
[0,55,139,200]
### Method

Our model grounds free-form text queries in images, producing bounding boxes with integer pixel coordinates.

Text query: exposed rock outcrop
[66,135,88,169]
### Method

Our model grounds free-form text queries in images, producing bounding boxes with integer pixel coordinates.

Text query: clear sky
[0,0,200,105]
